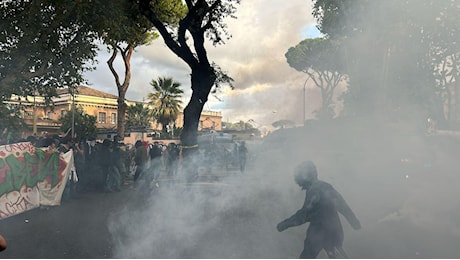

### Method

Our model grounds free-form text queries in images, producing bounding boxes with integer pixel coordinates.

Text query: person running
[276,160,361,258]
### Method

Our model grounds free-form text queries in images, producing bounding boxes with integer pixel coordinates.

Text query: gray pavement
[0,186,131,258]
[0,167,242,259]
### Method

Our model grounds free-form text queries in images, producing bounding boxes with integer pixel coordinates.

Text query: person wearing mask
[276,160,361,258]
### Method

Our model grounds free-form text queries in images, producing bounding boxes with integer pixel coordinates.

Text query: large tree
[311,0,459,128]
[92,0,185,138]
[147,77,184,135]
[286,38,347,119]
[0,0,98,105]
[137,0,238,161]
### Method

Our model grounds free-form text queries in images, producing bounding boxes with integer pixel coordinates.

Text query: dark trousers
[134,164,146,182]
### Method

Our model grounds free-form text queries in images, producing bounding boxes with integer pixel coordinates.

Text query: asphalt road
[0,167,246,259]
[0,185,138,259]
[3,134,460,258]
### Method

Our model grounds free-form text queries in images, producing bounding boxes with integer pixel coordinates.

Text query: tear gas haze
[107,1,460,258]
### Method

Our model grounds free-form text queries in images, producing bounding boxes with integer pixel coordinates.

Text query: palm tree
[147,77,184,136]
[126,103,152,132]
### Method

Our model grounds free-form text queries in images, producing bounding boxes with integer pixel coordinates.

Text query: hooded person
[276,160,361,258]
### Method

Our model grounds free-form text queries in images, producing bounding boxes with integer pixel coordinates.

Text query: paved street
[0,185,132,258]
[0,168,262,259]
[1,135,460,258]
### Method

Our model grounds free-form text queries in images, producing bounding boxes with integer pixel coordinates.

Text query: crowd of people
[2,129,251,194]
[1,128,249,199]
[1,130,183,198]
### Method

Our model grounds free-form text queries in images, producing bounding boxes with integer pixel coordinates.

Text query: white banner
[0,142,73,219]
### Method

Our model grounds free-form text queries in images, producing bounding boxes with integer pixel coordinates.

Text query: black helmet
[294,160,318,189]
[102,139,112,147]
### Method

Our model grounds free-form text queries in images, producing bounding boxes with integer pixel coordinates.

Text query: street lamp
[71,86,75,138]
[32,94,37,135]
[303,75,311,126]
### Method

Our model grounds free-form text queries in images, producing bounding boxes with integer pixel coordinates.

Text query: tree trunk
[180,64,216,181]
[117,93,127,138]
[107,44,133,139]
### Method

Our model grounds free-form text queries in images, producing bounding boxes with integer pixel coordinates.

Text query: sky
[83,0,322,130]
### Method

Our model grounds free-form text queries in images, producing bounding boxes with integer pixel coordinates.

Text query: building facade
[9,85,222,140]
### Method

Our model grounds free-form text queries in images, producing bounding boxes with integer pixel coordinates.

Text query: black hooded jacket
[278,180,361,248]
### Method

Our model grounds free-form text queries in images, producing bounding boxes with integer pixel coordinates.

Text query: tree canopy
[147,77,184,134]
[311,0,460,128]
[125,103,152,131]
[0,0,99,104]
[286,38,347,119]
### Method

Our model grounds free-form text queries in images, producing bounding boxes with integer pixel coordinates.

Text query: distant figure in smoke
[149,141,163,187]
[98,139,120,192]
[166,142,180,177]
[238,141,248,173]
[133,140,149,187]
[276,160,361,258]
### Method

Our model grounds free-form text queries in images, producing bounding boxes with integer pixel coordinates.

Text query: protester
[276,160,361,258]
[58,136,79,200]
[238,141,248,173]
[73,138,87,193]
[100,139,121,192]
[166,142,180,177]
[149,142,163,187]
[133,140,148,187]
[113,135,129,184]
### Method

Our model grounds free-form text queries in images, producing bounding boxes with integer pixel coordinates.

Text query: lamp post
[303,75,311,126]
[32,94,37,135]
[71,86,75,138]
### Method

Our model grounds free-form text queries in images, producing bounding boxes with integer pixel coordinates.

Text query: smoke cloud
[104,1,460,258]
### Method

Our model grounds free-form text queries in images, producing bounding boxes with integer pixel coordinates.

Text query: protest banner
[0,142,73,220]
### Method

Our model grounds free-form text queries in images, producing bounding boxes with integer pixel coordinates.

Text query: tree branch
[107,45,121,88]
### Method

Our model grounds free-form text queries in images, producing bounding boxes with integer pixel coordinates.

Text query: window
[98,112,106,124]
[61,110,67,118]
[111,113,116,124]
[47,111,52,120]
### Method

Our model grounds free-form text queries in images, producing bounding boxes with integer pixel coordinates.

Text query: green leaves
[147,76,184,132]
[59,106,97,140]
[0,0,98,103]
[126,103,152,130]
